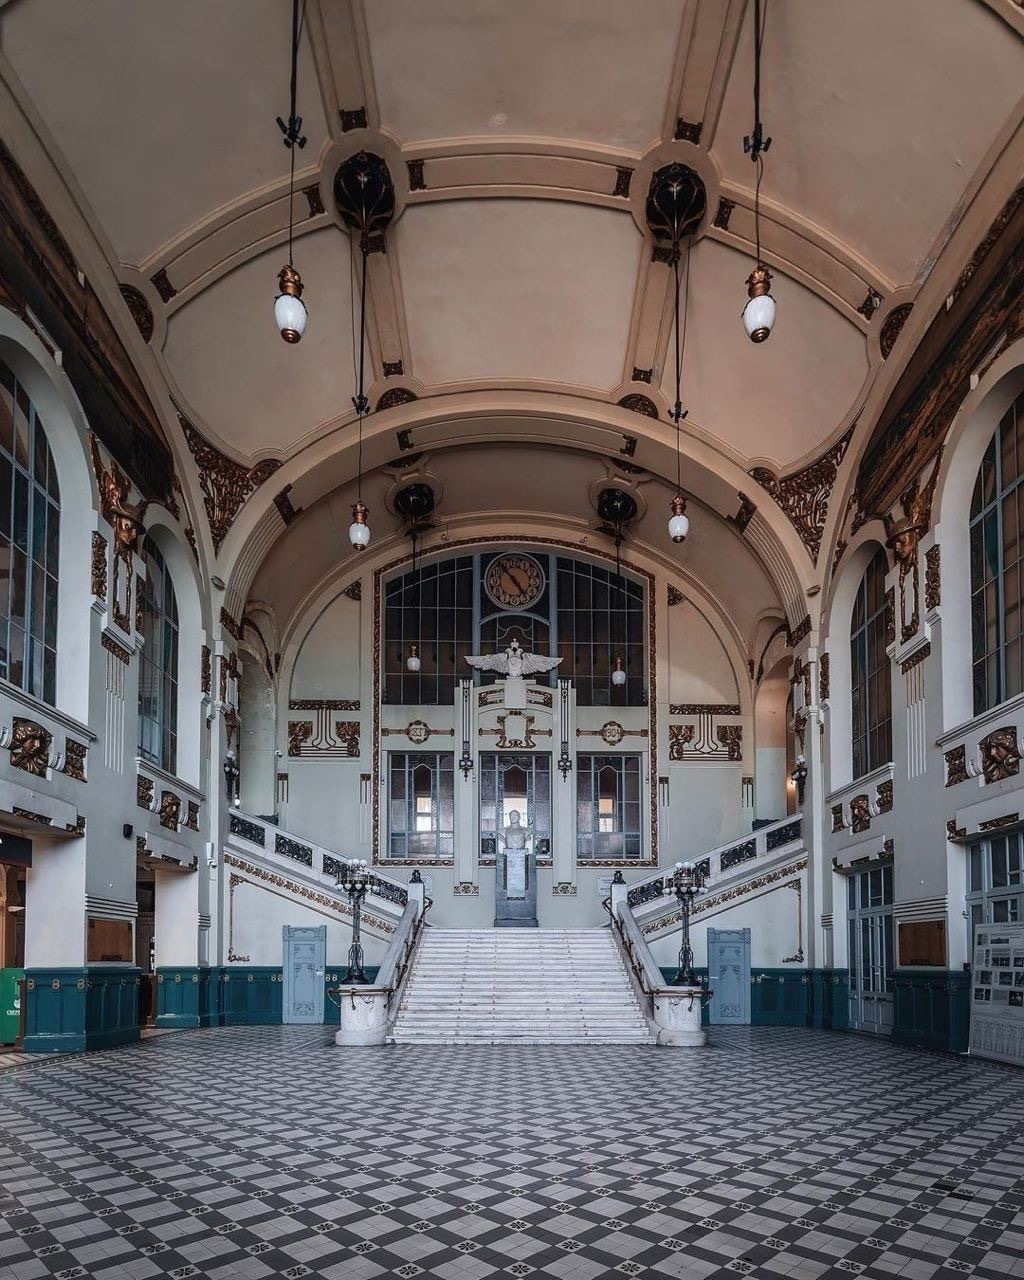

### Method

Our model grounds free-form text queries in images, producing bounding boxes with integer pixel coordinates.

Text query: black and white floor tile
[1,1026,1023,1279]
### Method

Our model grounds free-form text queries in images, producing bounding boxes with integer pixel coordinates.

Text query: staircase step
[391,925,653,1046]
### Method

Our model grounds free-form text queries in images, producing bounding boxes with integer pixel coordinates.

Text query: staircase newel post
[610,870,627,920]
[408,869,425,919]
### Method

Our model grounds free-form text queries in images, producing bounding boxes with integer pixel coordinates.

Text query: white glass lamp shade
[348,500,370,550]
[742,264,776,343]
[275,263,307,343]
[274,291,307,343]
[406,646,421,672]
[668,512,690,542]
[611,656,626,686]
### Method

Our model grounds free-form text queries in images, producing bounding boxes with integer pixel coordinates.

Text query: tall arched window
[970,389,1024,715]
[0,358,60,704]
[850,547,892,779]
[138,536,179,773]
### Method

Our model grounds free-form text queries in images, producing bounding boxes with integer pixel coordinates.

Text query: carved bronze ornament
[750,427,853,564]
[159,791,181,830]
[849,794,871,834]
[883,449,942,644]
[944,744,969,788]
[90,433,147,559]
[925,544,941,611]
[668,724,695,760]
[9,718,51,777]
[179,415,281,553]
[288,721,313,757]
[63,740,87,783]
[980,727,1020,785]
[91,531,107,599]
[876,778,893,813]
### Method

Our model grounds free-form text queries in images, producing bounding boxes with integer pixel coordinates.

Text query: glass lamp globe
[275,264,307,343]
[742,264,776,343]
[668,495,689,543]
[611,656,626,687]
[406,645,421,672]
[348,500,370,550]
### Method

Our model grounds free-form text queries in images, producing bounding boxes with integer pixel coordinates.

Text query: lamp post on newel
[668,859,708,987]
[335,858,372,983]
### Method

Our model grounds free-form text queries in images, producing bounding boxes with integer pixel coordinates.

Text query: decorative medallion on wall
[925,544,941,611]
[287,702,360,759]
[91,531,107,599]
[377,387,417,412]
[159,791,181,830]
[63,740,87,783]
[552,882,577,896]
[381,721,455,745]
[453,881,479,896]
[749,427,853,564]
[617,393,658,418]
[575,721,648,747]
[9,718,51,777]
[944,744,969,787]
[179,414,282,553]
[980,727,1020,785]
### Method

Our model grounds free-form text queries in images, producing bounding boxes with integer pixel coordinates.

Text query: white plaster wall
[648,880,804,970]
[227,878,388,969]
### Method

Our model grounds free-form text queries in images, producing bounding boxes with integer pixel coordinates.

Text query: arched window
[850,547,892,778]
[0,358,60,704]
[970,389,1024,715]
[138,536,179,773]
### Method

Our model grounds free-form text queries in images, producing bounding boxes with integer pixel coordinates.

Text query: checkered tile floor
[1,1027,1023,1280]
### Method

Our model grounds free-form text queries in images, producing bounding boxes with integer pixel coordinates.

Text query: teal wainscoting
[24,967,141,1054]
[219,967,284,1025]
[751,969,809,1025]
[808,969,850,1030]
[892,970,971,1054]
[156,967,219,1028]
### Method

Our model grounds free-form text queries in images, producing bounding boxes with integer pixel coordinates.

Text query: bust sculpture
[501,809,532,853]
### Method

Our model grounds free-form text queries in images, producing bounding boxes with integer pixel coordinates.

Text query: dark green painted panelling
[892,970,971,1054]
[751,969,808,1026]
[219,967,283,1025]
[808,969,850,1030]
[24,967,140,1054]
[156,967,219,1029]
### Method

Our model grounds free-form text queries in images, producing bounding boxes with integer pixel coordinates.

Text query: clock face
[485,553,546,611]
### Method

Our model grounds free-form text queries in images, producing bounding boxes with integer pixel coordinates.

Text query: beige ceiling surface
[250,442,780,644]
[396,199,641,391]
[714,0,1023,284]
[2,0,328,265]
[0,0,1021,568]
[663,239,868,465]
[363,0,684,150]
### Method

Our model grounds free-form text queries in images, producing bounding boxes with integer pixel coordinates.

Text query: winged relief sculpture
[466,638,562,679]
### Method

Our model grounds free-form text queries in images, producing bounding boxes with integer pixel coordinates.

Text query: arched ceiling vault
[0,0,1021,603]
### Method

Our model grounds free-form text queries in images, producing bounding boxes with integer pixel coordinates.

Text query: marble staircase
[390,927,654,1044]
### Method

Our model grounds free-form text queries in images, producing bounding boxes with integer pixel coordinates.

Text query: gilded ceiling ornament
[119,284,153,343]
[980,726,1020,785]
[179,415,281,553]
[879,303,913,359]
[749,426,853,565]
[953,183,1024,303]
[273,485,299,525]
[712,197,734,230]
[617,392,659,418]
[407,159,426,191]
[376,387,418,412]
[9,718,51,777]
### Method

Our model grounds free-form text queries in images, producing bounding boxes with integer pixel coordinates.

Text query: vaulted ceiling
[0,0,1022,615]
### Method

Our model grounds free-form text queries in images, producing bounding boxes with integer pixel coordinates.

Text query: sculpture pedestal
[334,986,388,1046]
[653,987,708,1047]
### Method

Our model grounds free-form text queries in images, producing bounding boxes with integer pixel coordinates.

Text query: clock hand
[508,571,527,595]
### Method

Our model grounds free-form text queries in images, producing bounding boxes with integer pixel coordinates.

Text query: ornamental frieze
[749,426,853,565]
[287,705,360,758]
[224,852,395,935]
[669,710,741,762]
[576,721,648,747]
[980,726,1020,785]
[944,744,969,787]
[381,721,455,746]
[978,813,1020,831]
[9,718,51,777]
[179,413,282,553]
[642,859,808,937]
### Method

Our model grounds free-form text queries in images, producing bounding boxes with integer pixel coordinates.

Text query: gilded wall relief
[287,701,360,759]
[980,727,1020,785]
[749,426,853,565]
[883,449,941,645]
[179,413,282,553]
[9,718,51,777]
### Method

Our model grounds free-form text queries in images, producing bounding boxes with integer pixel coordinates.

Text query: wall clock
[484,553,546,611]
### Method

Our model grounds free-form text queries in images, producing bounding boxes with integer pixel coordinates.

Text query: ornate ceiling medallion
[334,151,396,253]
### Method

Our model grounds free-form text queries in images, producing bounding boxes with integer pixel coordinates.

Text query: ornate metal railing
[623,812,804,910]
[226,809,409,910]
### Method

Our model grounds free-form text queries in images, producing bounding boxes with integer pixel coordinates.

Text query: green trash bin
[0,968,24,1045]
